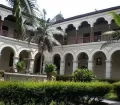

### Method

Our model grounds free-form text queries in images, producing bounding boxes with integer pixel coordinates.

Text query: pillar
[60,60,65,75]
[90,27,94,42]
[73,60,78,72]
[88,60,93,70]
[13,57,19,72]
[0,20,3,34]
[105,60,112,79]
[29,59,34,73]
[75,29,78,44]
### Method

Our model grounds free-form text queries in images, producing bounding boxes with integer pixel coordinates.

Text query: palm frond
[47,29,67,37]
[109,11,120,27]
[44,37,53,52]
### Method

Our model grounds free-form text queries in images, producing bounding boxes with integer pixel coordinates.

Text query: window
[96,57,102,65]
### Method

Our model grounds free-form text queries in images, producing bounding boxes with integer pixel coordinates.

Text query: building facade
[0,4,120,79]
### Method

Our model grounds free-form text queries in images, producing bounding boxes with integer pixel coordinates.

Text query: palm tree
[7,0,40,39]
[101,12,120,49]
[25,9,66,74]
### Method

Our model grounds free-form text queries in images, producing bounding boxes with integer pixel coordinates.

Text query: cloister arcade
[0,6,120,79]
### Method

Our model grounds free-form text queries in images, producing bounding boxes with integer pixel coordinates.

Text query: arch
[109,48,120,60]
[79,21,90,29]
[111,50,120,79]
[63,51,74,61]
[90,49,108,60]
[94,17,108,26]
[18,48,32,57]
[34,52,44,74]
[64,53,73,75]
[77,52,89,69]
[92,51,107,78]
[4,15,16,22]
[65,24,76,32]
[75,50,90,61]
[53,54,61,74]
[0,47,15,71]
[33,50,47,59]
[111,19,120,30]
[0,44,17,56]
[65,24,76,44]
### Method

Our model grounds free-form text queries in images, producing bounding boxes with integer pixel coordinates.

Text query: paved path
[102,99,120,105]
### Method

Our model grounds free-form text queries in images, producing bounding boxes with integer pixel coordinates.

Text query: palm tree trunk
[40,48,43,74]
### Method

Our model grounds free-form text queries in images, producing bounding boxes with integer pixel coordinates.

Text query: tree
[101,12,120,49]
[6,0,40,39]
[25,9,66,74]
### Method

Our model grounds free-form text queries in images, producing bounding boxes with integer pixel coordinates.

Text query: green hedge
[97,78,120,84]
[113,82,120,100]
[0,81,111,105]
[56,75,73,81]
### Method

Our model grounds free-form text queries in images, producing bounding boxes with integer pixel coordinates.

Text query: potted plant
[44,63,56,80]
[16,60,26,73]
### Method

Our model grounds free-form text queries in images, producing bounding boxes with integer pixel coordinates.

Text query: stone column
[29,59,34,73]
[42,61,46,74]
[0,20,3,34]
[73,60,78,72]
[88,60,93,70]
[60,60,65,75]
[105,60,112,79]
[75,29,78,44]
[90,27,94,42]
[13,57,19,72]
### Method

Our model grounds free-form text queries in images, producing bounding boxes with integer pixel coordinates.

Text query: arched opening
[93,51,106,78]
[3,15,16,38]
[19,50,31,72]
[93,17,108,42]
[53,27,63,45]
[78,52,88,69]
[65,53,73,75]
[65,24,76,44]
[111,19,120,31]
[78,21,91,43]
[53,54,61,74]
[0,47,14,70]
[34,53,44,74]
[111,50,120,79]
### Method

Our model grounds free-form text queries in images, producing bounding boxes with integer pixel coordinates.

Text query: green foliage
[0,81,111,105]
[56,75,73,81]
[110,11,120,27]
[73,68,94,82]
[113,82,120,100]
[97,78,119,84]
[44,63,56,73]
[16,61,26,72]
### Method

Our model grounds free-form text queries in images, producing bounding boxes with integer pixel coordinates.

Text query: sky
[1,0,120,19]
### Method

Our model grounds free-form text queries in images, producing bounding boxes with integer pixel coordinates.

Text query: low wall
[4,72,47,81]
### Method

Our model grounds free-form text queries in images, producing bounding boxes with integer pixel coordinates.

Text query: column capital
[73,60,78,63]
[105,60,112,63]
[14,57,19,59]
[61,60,65,63]
[88,60,94,63]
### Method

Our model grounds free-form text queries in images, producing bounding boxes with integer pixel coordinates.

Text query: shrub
[44,63,56,80]
[113,82,120,100]
[44,63,56,73]
[16,60,26,72]
[0,81,111,105]
[97,78,120,84]
[73,68,94,82]
[56,75,73,81]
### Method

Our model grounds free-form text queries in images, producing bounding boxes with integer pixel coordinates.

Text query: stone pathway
[102,99,120,105]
